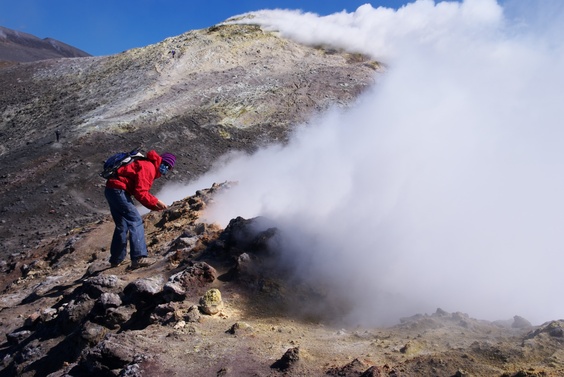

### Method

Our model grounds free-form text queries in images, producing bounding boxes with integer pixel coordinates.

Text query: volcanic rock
[6,330,31,346]
[103,305,136,330]
[57,298,96,335]
[226,321,252,335]
[97,292,122,309]
[80,321,108,346]
[163,261,217,300]
[198,288,224,315]
[79,333,139,375]
[123,276,165,302]
[271,346,300,371]
[183,305,201,323]
[326,358,370,376]
[83,274,121,298]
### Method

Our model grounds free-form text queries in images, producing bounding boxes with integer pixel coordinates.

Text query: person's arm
[131,162,162,210]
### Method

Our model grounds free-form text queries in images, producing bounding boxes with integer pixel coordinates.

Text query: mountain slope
[0,23,379,256]
[0,26,91,62]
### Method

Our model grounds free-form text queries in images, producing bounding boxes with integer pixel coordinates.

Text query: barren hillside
[0,23,379,256]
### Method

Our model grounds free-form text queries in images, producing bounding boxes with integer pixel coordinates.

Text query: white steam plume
[160,0,564,325]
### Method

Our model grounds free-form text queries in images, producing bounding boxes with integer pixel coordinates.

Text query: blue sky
[1,0,416,56]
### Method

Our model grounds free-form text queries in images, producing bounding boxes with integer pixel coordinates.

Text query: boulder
[80,334,138,374]
[199,288,223,315]
[84,275,120,298]
[80,321,108,346]
[271,347,300,371]
[57,298,96,334]
[163,262,217,301]
[104,305,136,330]
[184,305,202,323]
[123,275,165,304]
[98,292,122,309]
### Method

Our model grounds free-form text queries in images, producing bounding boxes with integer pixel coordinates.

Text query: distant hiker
[104,150,176,269]
[55,129,60,142]
[170,49,175,58]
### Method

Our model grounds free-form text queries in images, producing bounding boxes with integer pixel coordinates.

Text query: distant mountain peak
[0,25,91,62]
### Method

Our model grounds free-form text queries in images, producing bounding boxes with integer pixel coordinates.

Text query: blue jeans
[104,187,148,263]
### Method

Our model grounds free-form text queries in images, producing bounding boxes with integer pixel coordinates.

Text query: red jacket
[106,150,163,210]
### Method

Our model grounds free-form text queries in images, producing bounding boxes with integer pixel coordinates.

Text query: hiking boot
[110,260,127,268]
[131,257,156,269]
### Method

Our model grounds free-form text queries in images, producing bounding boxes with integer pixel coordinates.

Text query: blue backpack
[100,149,145,179]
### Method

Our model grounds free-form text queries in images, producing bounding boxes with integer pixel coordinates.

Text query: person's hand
[155,200,167,211]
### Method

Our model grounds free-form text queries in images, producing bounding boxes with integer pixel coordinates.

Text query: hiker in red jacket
[105,150,176,269]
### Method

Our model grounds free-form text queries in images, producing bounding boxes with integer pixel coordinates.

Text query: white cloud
[164,0,564,325]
